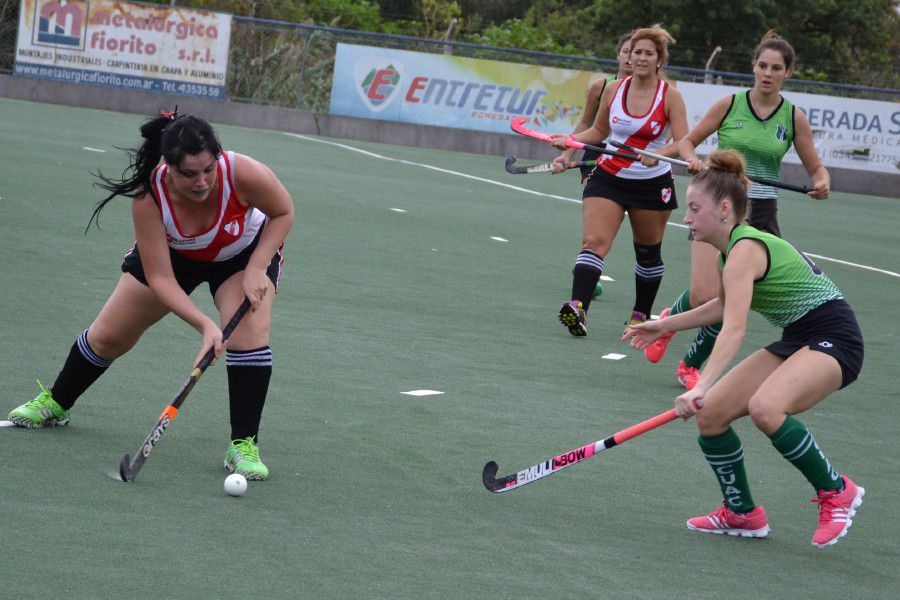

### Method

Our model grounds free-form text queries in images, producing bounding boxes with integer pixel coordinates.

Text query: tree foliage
[1,0,895,88]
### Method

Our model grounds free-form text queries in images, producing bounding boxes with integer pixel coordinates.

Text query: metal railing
[225,18,900,109]
[1,13,897,107]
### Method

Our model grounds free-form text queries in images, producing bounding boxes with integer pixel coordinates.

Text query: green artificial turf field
[0,98,897,599]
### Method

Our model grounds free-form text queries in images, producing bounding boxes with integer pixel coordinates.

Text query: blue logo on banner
[35,0,88,49]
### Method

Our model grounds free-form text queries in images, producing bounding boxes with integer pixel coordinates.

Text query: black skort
[122,227,284,297]
[748,198,781,237]
[765,299,864,389]
[582,167,677,211]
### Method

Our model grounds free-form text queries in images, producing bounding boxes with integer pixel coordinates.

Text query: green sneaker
[592,282,604,299]
[9,381,69,428]
[225,436,269,480]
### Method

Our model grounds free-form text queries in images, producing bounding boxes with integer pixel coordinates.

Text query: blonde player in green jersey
[645,31,831,390]
[624,150,863,547]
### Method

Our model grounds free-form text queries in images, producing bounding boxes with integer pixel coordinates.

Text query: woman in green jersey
[645,31,830,390]
[553,30,635,183]
[624,150,863,548]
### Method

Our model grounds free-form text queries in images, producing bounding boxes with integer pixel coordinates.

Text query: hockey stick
[607,140,813,193]
[505,155,593,174]
[606,139,690,167]
[745,176,812,194]
[509,117,640,160]
[504,152,637,175]
[482,408,678,493]
[118,297,252,482]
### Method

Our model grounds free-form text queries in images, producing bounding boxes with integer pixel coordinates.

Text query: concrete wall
[2,74,897,198]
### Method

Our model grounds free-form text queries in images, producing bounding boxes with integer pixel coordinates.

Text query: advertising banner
[678,82,899,174]
[15,0,232,99]
[331,43,899,174]
[330,43,609,136]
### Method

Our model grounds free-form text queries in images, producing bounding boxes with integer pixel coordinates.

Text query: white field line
[283,133,899,279]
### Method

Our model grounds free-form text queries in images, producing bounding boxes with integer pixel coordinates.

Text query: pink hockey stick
[483,408,678,492]
[510,116,639,160]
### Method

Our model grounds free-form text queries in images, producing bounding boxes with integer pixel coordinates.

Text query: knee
[689,290,715,309]
[748,396,784,435]
[633,242,663,266]
[695,408,731,436]
[581,235,610,255]
[86,324,133,360]
[226,316,271,351]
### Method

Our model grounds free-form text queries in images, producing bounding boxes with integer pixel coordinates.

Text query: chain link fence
[226,18,900,109]
[1,10,897,107]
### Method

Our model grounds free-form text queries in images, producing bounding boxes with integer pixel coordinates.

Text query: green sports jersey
[717,91,794,201]
[592,75,617,101]
[719,225,843,328]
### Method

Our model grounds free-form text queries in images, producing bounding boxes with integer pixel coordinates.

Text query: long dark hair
[88,109,222,231]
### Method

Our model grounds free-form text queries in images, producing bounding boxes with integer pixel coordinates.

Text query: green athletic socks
[684,323,722,369]
[699,428,757,513]
[769,415,842,492]
[669,289,691,315]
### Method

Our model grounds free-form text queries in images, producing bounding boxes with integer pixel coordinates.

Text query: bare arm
[674,240,768,418]
[569,80,616,146]
[133,194,214,331]
[679,94,732,173]
[650,87,690,159]
[792,109,830,199]
[233,153,295,308]
[132,193,223,364]
[623,281,724,349]
[558,79,608,162]
[693,241,767,389]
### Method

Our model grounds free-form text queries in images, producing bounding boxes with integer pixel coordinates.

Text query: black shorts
[765,299,864,389]
[582,167,677,211]
[748,199,781,237]
[122,227,285,297]
[580,148,601,181]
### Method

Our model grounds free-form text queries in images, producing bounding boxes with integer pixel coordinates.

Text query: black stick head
[482,461,501,492]
[504,156,517,173]
[119,454,133,483]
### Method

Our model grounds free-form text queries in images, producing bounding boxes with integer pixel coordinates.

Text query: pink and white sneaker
[676,360,700,390]
[686,504,770,538]
[644,307,675,363]
[811,475,865,548]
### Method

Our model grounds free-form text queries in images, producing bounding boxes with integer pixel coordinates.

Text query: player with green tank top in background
[625,150,864,548]
[641,31,831,391]
[553,30,635,184]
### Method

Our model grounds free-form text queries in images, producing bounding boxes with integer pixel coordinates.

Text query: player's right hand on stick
[676,389,705,420]
[196,319,224,367]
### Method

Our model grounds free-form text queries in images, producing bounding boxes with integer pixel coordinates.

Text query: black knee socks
[226,347,272,441]
[51,329,113,410]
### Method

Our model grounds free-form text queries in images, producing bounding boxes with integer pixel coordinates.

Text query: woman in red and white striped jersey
[8,111,293,481]
[551,24,689,338]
